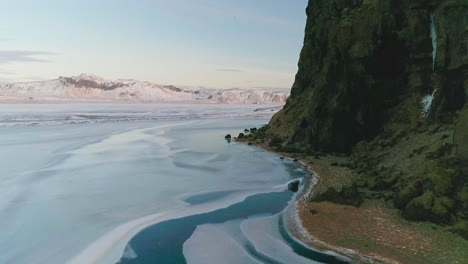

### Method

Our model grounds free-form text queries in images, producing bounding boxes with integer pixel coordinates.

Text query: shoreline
[279,157,384,264]
[67,144,345,264]
[237,133,467,264]
[237,138,394,263]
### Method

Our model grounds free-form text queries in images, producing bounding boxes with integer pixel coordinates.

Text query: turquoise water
[118,189,349,264]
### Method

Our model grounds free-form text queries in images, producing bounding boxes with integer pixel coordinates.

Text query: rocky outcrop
[268,0,467,154]
[60,75,131,90]
[266,0,467,231]
[288,180,301,192]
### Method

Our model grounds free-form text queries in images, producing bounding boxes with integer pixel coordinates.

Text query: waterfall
[421,94,433,115]
[421,89,437,116]
[430,12,437,70]
[421,13,438,117]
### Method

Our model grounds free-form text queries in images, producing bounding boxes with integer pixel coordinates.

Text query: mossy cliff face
[264,0,467,234]
[269,0,467,154]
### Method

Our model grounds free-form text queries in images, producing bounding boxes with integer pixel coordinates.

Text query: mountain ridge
[0,74,289,104]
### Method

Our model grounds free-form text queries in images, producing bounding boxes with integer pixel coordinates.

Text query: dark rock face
[60,77,130,90]
[269,0,467,154]
[164,85,195,94]
[268,0,467,230]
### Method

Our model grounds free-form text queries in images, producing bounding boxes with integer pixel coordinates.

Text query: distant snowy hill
[0,74,289,104]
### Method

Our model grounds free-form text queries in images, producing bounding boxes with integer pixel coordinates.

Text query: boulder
[403,191,435,221]
[313,187,344,204]
[431,197,451,223]
[340,185,363,207]
[426,167,456,196]
[288,180,301,192]
[394,181,423,209]
[313,185,362,207]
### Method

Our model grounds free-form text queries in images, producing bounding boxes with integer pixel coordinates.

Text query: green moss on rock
[312,185,362,207]
[426,167,456,195]
[449,221,468,239]
[266,0,467,229]
[403,191,435,221]
[394,181,423,209]
[431,197,451,223]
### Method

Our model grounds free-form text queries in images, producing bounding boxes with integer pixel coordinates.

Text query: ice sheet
[0,104,300,264]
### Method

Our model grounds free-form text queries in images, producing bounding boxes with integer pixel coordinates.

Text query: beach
[237,137,468,264]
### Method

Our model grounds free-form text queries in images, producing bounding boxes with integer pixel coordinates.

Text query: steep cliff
[269,0,466,153]
[266,0,467,232]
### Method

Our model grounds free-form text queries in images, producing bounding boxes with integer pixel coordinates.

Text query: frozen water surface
[0,104,348,264]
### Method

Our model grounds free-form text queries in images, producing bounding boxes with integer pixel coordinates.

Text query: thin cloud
[216,68,243,72]
[20,75,50,81]
[0,70,15,75]
[0,74,49,83]
[0,50,55,64]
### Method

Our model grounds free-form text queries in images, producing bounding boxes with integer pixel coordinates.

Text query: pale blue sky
[0,0,307,88]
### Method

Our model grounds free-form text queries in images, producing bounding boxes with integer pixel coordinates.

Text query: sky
[0,0,308,89]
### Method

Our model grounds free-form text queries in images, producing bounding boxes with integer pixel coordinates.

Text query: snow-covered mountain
[0,74,289,104]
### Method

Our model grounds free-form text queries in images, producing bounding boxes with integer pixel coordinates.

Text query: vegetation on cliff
[255,0,467,238]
